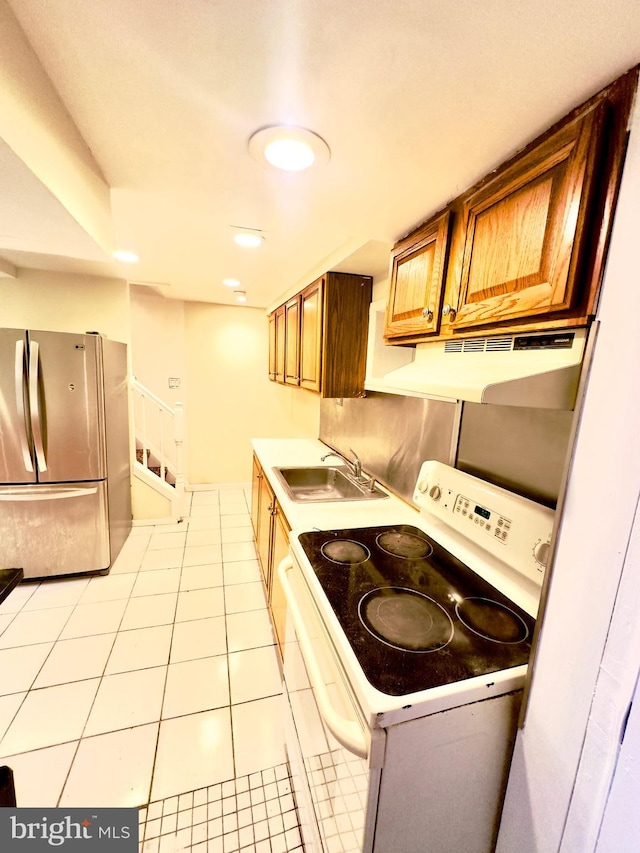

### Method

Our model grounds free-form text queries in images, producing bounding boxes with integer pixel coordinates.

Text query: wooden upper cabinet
[284,296,301,386]
[299,277,323,392]
[450,103,605,332]
[385,211,451,340]
[383,68,637,344]
[268,312,277,381]
[267,271,372,397]
[273,306,285,382]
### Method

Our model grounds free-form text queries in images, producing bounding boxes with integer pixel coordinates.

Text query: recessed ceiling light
[222,278,241,287]
[234,291,248,303]
[234,232,264,248]
[248,126,330,171]
[113,249,139,263]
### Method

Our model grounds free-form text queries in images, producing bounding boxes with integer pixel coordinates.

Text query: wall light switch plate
[168,377,181,389]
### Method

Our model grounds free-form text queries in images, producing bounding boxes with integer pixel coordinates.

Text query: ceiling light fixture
[113,250,139,263]
[222,278,241,287]
[248,126,330,172]
[234,291,248,303]
[233,232,263,248]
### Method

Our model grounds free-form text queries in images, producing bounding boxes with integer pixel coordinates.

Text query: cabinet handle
[443,304,457,320]
[422,308,434,322]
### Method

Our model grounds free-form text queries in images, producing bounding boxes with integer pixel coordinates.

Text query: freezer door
[29,330,106,482]
[0,329,37,484]
[0,481,110,579]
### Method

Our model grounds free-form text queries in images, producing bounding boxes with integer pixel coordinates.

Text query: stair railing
[131,377,185,520]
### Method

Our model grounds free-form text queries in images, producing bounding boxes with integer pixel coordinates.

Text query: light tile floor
[0,488,302,853]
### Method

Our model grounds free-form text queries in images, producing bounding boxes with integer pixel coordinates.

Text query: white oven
[279,461,554,853]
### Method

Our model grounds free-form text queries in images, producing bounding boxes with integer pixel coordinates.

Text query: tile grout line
[55,523,157,808]
[145,495,195,812]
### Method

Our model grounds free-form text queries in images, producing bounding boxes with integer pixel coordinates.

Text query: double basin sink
[273,465,388,503]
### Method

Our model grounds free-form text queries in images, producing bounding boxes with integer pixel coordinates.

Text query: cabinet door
[274,306,285,383]
[451,103,605,332]
[268,312,277,381]
[284,296,301,386]
[269,505,291,663]
[256,474,274,592]
[299,277,324,392]
[384,211,451,339]
[250,454,262,540]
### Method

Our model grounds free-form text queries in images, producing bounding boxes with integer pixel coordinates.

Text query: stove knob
[417,478,430,494]
[533,540,550,568]
[429,485,442,502]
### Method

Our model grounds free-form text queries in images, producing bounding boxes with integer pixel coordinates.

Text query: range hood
[369,326,589,410]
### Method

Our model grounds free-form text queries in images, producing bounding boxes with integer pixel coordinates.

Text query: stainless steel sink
[272,465,388,503]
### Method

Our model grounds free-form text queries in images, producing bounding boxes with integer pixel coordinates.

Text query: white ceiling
[2,0,640,309]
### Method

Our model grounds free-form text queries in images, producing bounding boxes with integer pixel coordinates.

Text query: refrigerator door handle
[14,339,34,473]
[28,340,48,472]
[0,485,98,501]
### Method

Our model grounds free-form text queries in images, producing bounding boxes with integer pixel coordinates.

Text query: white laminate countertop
[251,438,421,535]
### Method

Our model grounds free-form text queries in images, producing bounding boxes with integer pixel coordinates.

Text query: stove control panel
[453,494,512,543]
[413,460,555,587]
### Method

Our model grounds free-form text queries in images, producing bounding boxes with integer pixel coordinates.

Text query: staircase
[131,377,185,521]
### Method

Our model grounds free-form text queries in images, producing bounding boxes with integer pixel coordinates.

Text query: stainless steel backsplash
[320,394,574,507]
[456,402,574,507]
[319,393,459,505]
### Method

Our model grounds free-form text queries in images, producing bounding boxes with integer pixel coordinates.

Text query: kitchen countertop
[251,438,421,534]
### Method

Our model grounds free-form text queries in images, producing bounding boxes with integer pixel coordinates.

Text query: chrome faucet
[320,447,363,481]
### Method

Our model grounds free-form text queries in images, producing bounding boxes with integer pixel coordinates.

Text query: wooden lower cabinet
[256,468,275,591]
[250,453,291,664]
[269,506,291,661]
[250,454,262,540]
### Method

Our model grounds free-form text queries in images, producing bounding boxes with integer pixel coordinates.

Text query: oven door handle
[278,556,369,760]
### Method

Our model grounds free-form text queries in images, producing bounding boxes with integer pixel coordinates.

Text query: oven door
[278,555,385,853]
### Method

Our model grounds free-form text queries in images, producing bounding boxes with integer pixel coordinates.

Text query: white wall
[0,267,130,341]
[128,291,322,486]
[130,288,186,407]
[497,89,640,853]
[183,302,319,484]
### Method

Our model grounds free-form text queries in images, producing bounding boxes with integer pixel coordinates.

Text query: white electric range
[279,460,554,853]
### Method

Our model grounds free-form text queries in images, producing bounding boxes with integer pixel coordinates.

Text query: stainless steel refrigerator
[0,329,132,579]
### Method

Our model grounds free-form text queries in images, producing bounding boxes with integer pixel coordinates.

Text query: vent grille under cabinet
[444,336,515,354]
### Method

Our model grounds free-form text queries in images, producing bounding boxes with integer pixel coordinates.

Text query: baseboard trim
[187,482,251,492]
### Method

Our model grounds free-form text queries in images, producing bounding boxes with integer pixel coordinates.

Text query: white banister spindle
[141,395,149,471]
[131,377,186,521]
[159,410,166,482]
[173,402,185,514]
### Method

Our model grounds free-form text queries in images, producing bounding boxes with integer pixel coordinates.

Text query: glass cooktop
[297,524,535,697]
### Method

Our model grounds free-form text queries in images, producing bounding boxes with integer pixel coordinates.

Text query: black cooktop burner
[376,531,433,559]
[297,524,536,697]
[456,598,529,644]
[321,539,370,565]
[359,587,454,652]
